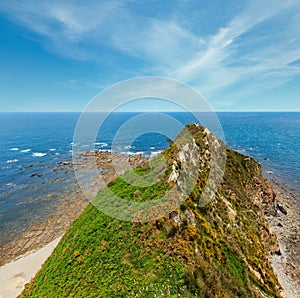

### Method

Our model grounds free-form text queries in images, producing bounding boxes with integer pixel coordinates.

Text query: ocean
[0,112,299,245]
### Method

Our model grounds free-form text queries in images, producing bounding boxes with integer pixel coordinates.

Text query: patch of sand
[0,237,61,298]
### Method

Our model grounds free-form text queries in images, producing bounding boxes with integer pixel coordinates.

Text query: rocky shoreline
[266,182,300,298]
[0,150,146,266]
[0,150,299,297]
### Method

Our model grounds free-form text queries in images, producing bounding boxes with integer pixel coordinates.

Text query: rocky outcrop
[17,124,297,297]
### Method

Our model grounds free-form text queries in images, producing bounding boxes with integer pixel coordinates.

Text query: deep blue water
[0,112,299,245]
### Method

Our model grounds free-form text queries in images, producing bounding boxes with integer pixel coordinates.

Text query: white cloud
[0,0,300,106]
[173,0,300,92]
[0,1,132,60]
[0,1,126,39]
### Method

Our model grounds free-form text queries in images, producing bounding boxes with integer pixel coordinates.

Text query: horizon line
[0,110,299,113]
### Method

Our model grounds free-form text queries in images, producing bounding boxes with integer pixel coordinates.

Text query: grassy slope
[21,125,281,297]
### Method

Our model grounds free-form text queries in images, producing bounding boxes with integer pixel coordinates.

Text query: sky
[0,0,300,112]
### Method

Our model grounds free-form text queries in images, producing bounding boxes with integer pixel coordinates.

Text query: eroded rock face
[168,161,179,183]
[242,161,300,297]
[277,203,287,215]
[162,125,290,295]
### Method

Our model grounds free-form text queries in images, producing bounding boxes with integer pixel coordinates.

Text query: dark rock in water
[51,177,64,183]
[58,161,71,166]
[263,157,268,160]
[277,203,287,215]
[54,167,64,171]
[30,173,43,177]
[24,164,34,168]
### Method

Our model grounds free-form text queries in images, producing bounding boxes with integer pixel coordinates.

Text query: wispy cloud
[172,0,300,94]
[0,0,132,60]
[0,1,127,39]
[1,0,300,107]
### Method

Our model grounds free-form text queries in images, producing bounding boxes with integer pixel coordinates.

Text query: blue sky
[0,0,299,112]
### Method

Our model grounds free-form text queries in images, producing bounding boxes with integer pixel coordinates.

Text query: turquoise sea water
[0,112,299,245]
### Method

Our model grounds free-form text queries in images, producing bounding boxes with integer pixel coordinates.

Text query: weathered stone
[58,161,71,166]
[277,203,287,215]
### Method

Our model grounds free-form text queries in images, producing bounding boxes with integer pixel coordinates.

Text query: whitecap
[150,151,162,157]
[7,159,18,163]
[49,148,56,151]
[10,148,19,151]
[150,146,155,149]
[132,151,144,155]
[120,151,136,156]
[98,149,112,153]
[95,142,108,147]
[21,149,31,153]
[32,153,47,157]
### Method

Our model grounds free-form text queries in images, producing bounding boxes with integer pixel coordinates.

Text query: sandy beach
[0,237,61,298]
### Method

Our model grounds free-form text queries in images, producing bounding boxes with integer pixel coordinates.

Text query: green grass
[20,124,282,298]
[21,204,188,297]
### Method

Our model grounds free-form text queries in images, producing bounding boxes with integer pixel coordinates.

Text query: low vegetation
[20,124,281,297]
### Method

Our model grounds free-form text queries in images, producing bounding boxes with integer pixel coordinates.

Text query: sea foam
[150,151,162,157]
[6,159,18,163]
[95,142,108,147]
[32,153,47,157]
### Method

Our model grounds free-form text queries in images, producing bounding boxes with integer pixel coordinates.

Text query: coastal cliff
[20,124,285,297]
